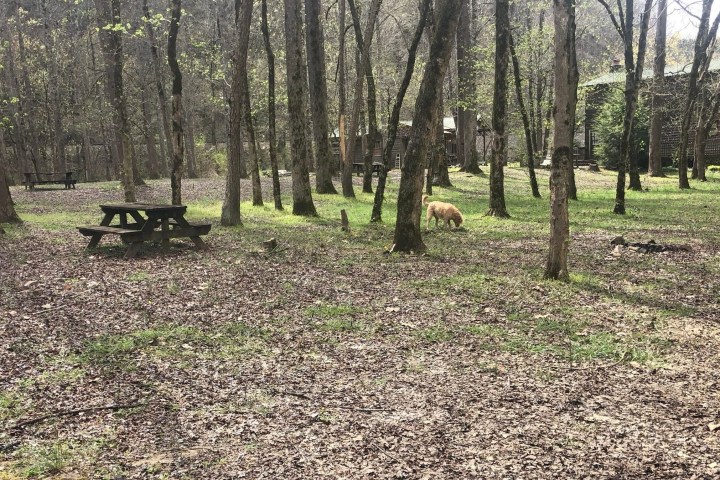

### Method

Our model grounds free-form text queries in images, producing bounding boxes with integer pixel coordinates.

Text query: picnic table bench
[77,203,210,259]
[24,171,77,190]
[352,162,383,176]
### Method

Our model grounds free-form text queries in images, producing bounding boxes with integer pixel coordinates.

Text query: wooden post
[340,209,350,232]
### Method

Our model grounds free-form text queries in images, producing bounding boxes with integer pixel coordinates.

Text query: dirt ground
[1,174,719,479]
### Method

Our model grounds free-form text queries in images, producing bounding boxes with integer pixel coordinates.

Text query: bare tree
[544,0,578,281]
[0,129,21,224]
[392,0,462,253]
[285,0,317,215]
[676,0,720,189]
[262,0,283,210]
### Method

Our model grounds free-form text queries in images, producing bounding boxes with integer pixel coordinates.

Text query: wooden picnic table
[77,203,211,259]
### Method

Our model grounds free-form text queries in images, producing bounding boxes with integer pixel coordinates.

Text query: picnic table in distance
[77,203,211,259]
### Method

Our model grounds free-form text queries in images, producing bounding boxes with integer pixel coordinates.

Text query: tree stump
[262,237,277,252]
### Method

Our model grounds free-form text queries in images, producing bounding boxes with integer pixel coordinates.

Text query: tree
[392,0,462,253]
[676,0,720,189]
[487,0,510,218]
[597,0,652,212]
[347,0,381,194]
[342,0,382,198]
[509,31,541,198]
[544,0,578,281]
[262,0,283,210]
[221,0,254,226]
[236,0,263,207]
[371,0,431,223]
[284,0,317,215]
[457,0,481,174]
[168,0,184,205]
[0,129,21,224]
[305,0,337,195]
[692,81,720,181]
[648,0,667,177]
[94,0,136,202]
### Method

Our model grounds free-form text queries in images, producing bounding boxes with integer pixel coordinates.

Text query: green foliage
[594,87,649,169]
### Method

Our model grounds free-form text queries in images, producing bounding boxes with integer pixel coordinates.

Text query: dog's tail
[421,194,430,206]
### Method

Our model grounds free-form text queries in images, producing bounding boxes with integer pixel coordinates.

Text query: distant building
[582,58,720,164]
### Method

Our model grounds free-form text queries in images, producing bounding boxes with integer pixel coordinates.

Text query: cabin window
[395,153,401,168]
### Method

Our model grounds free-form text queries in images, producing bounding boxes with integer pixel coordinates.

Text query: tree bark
[168,0,184,205]
[371,0,430,223]
[262,0,283,210]
[94,0,136,202]
[544,0,578,281]
[305,0,337,194]
[487,0,510,218]
[392,0,461,253]
[0,128,21,224]
[285,0,317,215]
[648,0,667,177]
[185,108,198,178]
[509,32,541,198]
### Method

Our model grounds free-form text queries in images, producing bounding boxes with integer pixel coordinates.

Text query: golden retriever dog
[422,195,463,230]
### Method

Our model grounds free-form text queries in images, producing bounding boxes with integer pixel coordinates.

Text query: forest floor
[1,167,720,479]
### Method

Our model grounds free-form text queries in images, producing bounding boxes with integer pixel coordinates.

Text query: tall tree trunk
[168,0,184,205]
[432,94,452,187]
[392,0,461,253]
[676,1,720,189]
[305,0,337,194]
[509,33,541,198]
[338,0,348,181]
[143,0,172,177]
[342,0,382,198]
[94,0,136,202]
[648,0,667,177]
[371,0,430,223]
[487,0,510,218]
[0,166,21,225]
[42,0,66,173]
[458,0,480,174]
[544,0,578,281]
[232,0,263,206]
[285,0,317,215]
[262,0,283,210]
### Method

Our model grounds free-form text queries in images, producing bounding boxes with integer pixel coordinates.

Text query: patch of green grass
[126,271,149,282]
[415,325,455,343]
[319,318,363,333]
[11,441,76,478]
[0,391,26,423]
[80,323,269,367]
[304,303,362,319]
[20,211,99,231]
